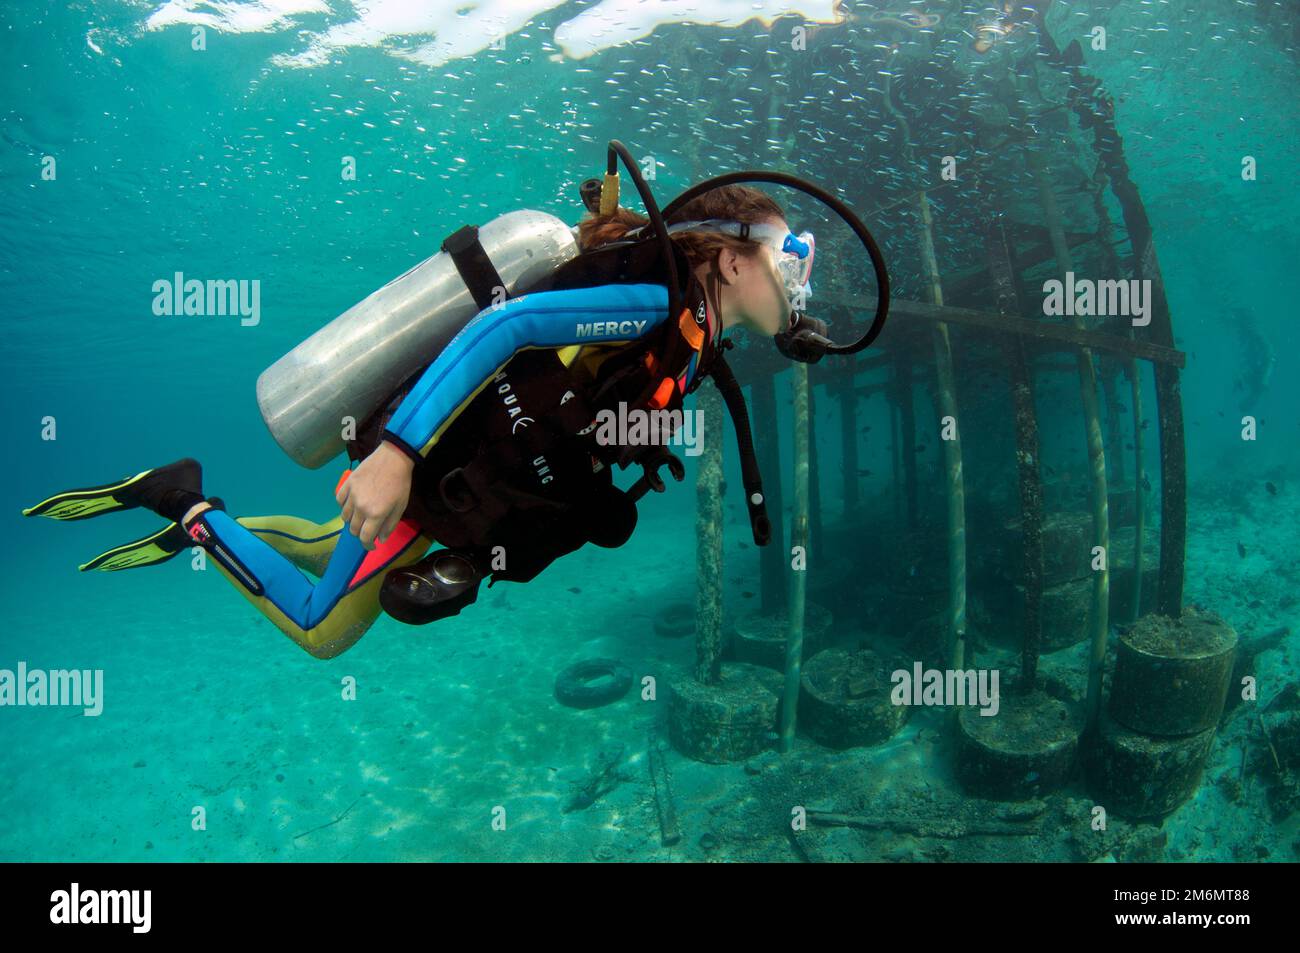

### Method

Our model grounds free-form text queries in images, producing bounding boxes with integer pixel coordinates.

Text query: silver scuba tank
[256,210,580,469]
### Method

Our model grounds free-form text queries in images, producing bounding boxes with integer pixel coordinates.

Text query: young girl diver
[23,185,818,659]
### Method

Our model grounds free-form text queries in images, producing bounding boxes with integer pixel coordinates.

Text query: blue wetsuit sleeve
[381,283,671,460]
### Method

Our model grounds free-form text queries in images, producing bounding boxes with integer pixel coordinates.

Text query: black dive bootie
[129,458,207,523]
[380,549,484,625]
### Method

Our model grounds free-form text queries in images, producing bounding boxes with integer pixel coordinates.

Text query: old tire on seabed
[555,658,633,709]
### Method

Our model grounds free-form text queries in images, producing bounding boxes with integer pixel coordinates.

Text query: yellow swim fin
[23,458,203,522]
[79,523,191,572]
[22,470,157,521]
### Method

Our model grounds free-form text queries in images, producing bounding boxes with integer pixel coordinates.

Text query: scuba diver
[23,143,889,659]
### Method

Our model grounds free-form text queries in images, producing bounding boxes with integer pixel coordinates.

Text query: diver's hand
[337,440,414,550]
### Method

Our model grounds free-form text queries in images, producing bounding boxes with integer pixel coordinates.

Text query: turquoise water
[1,1,1297,862]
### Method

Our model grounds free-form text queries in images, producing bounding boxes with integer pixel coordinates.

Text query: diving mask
[666,219,815,307]
[773,229,815,307]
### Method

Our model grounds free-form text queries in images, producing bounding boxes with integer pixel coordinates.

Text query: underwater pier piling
[693,384,726,686]
[668,381,782,763]
[915,190,970,700]
[985,214,1045,691]
[1128,359,1147,622]
[807,384,824,556]
[779,362,813,752]
[1029,148,1112,735]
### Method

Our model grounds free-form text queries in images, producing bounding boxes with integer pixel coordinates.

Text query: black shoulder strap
[442,225,508,311]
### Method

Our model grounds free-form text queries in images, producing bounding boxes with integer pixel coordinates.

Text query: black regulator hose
[709,350,772,546]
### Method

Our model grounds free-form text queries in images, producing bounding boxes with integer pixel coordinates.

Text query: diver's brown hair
[577,184,786,268]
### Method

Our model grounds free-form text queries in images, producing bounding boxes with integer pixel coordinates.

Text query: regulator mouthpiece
[773,311,833,364]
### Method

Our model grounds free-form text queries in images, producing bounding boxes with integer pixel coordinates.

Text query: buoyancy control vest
[345,234,718,582]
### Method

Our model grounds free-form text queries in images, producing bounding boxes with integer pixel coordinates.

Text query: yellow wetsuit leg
[187,510,434,659]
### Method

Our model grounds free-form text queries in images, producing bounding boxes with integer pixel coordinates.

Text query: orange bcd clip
[648,377,676,409]
[336,469,352,495]
[677,308,705,350]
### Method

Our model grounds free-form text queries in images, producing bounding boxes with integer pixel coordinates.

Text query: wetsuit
[186,279,720,658]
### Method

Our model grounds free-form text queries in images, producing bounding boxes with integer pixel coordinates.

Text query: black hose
[606,141,682,338]
[709,352,771,546]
